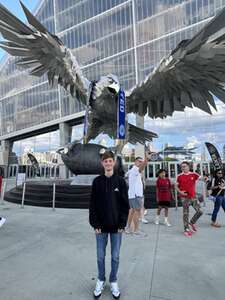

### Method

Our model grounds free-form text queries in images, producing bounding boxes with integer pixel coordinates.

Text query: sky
[0,0,39,59]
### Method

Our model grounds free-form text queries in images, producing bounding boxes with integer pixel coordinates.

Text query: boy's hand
[179,191,188,196]
[95,228,101,234]
[118,229,124,233]
[145,152,151,161]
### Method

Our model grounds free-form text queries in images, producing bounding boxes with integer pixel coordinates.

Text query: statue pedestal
[70,175,98,185]
[0,151,9,165]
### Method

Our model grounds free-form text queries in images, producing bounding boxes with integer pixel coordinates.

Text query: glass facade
[1,0,225,147]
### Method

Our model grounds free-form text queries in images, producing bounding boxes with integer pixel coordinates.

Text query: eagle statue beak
[108,82,120,94]
[63,147,69,154]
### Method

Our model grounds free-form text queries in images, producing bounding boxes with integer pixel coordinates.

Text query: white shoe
[155,217,159,225]
[164,220,171,227]
[133,230,147,237]
[125,226,132,234]
[93,279,105,298]
[141,218,149,224]
[0,217,6,228]
[110,282,120,299]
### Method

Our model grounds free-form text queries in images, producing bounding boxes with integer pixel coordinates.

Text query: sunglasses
[217,172,223,175]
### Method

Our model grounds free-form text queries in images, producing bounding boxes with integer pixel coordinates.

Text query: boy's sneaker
[110,282,120,299]
[133,230,147,237]
[141,218,149,224]
[184,230,192,237]
[189,223,197,232]
[93,279,105,298]
[0,217,6,228]
[164,219,171,227]
[125,226,132,234]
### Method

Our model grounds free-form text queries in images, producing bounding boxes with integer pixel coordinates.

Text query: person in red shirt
[175,161,203,237]
[155,169,173,226]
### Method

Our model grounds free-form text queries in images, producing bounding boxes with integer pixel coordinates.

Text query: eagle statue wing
[126,7,225,118]
[0,1,90,104]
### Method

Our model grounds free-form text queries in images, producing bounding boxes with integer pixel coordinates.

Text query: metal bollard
[202,180,206,207]
[52,182,56,211]
[175,189,178,210]
[21,182,26,208]
[0,181,6,205]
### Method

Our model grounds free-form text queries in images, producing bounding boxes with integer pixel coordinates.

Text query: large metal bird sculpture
[0,2,157,148]
[1,2,225,163]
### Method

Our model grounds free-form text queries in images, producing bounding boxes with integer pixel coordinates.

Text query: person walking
[155,169,173,226]
[175,161,203,237]
[207,169,225,228]
[89,151,129,299]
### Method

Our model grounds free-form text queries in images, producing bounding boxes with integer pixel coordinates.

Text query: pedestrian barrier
[0,181,6,205]
[1,160,213,209]
[21,182,26,209]
[52,182,56,211]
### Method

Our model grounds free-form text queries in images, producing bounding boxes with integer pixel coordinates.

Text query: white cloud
[185,136,201,149]
[144,103,225,136]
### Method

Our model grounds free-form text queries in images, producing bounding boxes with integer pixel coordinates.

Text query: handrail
[0,181,6,205]
[52,182,56,211]
[21,182,26,209]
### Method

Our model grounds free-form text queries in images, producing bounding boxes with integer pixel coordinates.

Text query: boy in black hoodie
[89,151,129,299]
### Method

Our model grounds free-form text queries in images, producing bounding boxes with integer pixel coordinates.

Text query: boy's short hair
[135,156,143,161]
[101,151,115,161]
[157,168,167,176]
[181,161,190,166]
[215,169,223,175]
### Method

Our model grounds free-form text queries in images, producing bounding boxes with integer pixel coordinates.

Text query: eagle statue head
[91,74,120,100]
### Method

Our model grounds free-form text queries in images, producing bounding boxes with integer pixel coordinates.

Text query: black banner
[27,153,40,176]
[205,142,223,171]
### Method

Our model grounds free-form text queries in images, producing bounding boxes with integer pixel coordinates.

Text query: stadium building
[0,0,225,174]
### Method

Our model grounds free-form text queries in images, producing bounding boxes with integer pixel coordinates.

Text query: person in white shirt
[125,156,148,235]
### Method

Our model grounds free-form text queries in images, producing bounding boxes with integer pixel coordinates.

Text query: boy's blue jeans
[95,232,122,282]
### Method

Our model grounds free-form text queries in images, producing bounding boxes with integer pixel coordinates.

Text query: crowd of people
[1,151,224,299]
[89,152,225,298]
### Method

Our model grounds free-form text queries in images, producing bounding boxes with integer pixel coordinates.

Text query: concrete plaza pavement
[0,200,225,300]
